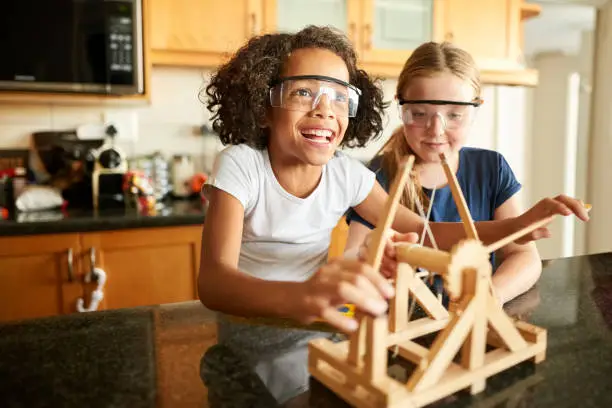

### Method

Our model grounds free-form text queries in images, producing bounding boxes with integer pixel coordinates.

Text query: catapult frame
[308,154,549,408]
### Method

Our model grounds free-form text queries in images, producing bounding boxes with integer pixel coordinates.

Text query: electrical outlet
[103,110,139,142]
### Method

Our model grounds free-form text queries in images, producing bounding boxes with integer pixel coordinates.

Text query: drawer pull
[86,247,97,283]
[67,248,74,282]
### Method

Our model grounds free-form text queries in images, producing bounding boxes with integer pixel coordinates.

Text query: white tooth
[303,129,332,138]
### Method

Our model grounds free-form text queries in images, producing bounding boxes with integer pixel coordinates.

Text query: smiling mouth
[301,128,335,145]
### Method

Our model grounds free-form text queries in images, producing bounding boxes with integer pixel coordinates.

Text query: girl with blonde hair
[345,41,550,305]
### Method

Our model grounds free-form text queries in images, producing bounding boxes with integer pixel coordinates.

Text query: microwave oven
[0,0,144,95]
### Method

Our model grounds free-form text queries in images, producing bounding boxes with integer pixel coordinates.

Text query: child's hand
[514,194,590,244]
[357,230,420,279]
[299,259,395,333]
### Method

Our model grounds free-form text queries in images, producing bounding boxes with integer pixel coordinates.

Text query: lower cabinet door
[80,225,202,311]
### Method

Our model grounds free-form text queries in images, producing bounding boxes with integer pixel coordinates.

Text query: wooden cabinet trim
[80,225,202,250]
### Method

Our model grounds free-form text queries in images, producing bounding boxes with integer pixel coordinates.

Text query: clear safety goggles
[398,98,483,130]
[269,75,361,118]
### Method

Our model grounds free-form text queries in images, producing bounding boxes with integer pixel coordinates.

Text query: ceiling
[523,0,598,56]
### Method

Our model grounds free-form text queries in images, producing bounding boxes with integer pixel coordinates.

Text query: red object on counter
[1,207,7,220]
[190,173,208,195]
[0,168,16,178]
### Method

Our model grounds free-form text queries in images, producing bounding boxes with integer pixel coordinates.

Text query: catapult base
[309,313,546,408]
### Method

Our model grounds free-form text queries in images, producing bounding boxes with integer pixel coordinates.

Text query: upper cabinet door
[359,0,442,67]
[150,0,262,65]
[263,0,359,46]
[274,0,348,33]
[441,0,523,70]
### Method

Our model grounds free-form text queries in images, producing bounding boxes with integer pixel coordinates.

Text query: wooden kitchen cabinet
[0,225,202,323]
[150,0,541,86]
[441,0,521,69]
[0,234,84,323]
[354,0,538,84]
[80,226,202,311]
[150,0,264,67]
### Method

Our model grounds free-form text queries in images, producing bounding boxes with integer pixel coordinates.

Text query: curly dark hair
[202,25,388,150]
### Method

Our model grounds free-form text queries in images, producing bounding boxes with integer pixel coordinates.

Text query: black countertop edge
[0,199,207,237]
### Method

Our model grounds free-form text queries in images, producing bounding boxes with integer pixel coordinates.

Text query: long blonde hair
[377,41,481,211]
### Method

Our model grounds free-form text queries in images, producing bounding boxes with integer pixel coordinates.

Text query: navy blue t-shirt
[346,147,521,272]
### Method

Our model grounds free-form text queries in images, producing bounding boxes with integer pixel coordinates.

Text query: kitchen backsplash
[0,67,212,157]
[0,66,514,171]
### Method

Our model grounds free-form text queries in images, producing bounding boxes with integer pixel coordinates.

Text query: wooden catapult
[309,153,556,408]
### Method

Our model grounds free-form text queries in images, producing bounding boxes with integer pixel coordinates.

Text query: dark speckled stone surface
[1,253,611,407]
[0,199,206,236]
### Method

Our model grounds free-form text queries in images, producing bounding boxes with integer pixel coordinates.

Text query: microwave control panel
[108,16,134,74]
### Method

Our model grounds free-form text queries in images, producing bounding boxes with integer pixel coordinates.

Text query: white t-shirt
[205,144,376,283]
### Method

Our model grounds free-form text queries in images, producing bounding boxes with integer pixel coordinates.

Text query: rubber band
[414,186,438,249]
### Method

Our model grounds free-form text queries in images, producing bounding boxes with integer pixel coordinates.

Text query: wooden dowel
[367,155,415,269]
[395,244,451,275]
[485,215,553,254]
[439,152,479,241]
[348,155,415,368]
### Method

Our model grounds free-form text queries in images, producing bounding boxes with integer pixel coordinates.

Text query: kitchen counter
[0,198,206,236]
[1,252,611,407]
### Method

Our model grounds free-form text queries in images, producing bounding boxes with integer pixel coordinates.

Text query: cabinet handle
[349,22,357,44]
[250,13,258,36]
[363,24,372,50]
[67,248,74,282]
[86,247,97,283]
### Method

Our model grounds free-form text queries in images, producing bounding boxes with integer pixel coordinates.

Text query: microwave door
[0,0,143,95]
[77,0,111,93]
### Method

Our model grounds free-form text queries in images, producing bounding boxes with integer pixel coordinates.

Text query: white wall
[529,53,578,259]
[586,3,612,254]
[525,28,594,260]
[0,67,221,169]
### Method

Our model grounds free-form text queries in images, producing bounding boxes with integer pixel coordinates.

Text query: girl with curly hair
[197,26,589,383]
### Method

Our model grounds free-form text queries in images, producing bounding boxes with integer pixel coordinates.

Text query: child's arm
[489,193,542,305]
[353,182,590,251]
[198,187,394,332]
[344,221,370,258]
[197,187,301,318]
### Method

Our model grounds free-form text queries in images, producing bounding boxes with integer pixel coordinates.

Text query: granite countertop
[1,252,611,407]
[0,198,207,236]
